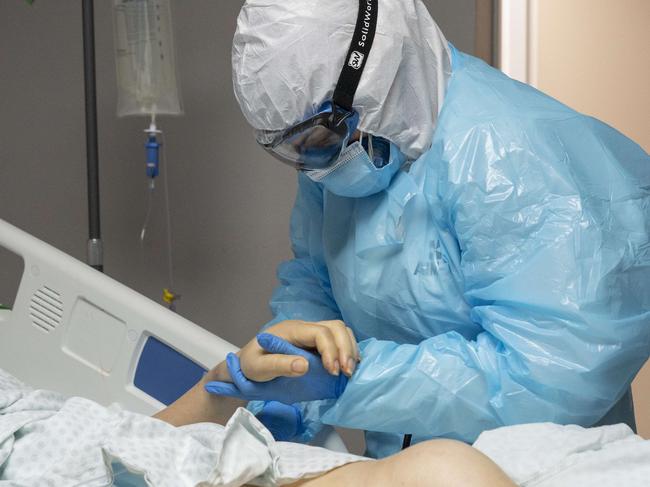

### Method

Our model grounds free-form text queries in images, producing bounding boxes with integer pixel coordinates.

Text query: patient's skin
[285,440,516,487]
[153,366,243,426]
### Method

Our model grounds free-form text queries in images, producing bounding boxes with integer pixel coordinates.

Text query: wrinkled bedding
[1,367,649,486]
[474,422,650,486]
[0,369,366,486]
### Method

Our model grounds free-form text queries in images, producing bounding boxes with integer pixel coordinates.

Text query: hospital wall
[531,0,650,439]
[0,0,479,455]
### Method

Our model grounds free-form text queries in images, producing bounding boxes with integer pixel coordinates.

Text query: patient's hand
[203,320,360,405]
[155,320,359,427]
[216,320,360,382]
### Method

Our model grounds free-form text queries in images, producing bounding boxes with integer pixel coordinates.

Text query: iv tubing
[160,131,175,290]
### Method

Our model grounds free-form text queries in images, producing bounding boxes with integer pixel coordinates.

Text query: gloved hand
[255,401,304,441]
[204,333,348,404]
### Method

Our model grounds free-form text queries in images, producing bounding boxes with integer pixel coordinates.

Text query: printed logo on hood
[348,51,364,69]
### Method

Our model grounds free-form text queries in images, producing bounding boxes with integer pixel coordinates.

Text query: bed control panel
[134,336,207,406]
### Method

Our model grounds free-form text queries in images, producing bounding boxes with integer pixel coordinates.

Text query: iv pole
[81,0,103,272]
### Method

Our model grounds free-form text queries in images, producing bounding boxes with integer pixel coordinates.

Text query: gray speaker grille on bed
[29,286,63,333]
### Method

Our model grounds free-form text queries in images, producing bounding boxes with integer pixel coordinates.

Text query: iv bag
[113,0,182,117]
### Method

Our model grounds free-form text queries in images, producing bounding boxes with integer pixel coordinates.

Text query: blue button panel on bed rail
[134,336,207,406]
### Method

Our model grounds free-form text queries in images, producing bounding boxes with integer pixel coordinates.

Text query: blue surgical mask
[305,136,406,198]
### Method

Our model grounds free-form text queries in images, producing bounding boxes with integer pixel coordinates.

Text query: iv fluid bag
[113,0,182,117]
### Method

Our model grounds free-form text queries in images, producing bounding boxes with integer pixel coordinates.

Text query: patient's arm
[288,439,515,487]
[154,363,244,426]
[155,320,359,427]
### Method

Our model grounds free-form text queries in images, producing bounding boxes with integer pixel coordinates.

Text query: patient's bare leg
[289,439,515,487]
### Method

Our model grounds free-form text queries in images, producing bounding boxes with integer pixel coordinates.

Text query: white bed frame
[0,218,237,414]
[0,218,346,451]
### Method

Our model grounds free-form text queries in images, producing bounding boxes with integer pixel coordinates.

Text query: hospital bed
[0,218,346,451]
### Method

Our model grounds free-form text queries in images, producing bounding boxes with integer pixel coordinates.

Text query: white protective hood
[232,0,452,160]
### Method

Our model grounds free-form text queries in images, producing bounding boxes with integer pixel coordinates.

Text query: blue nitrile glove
[204,333,348,404]
[255,401,304,441]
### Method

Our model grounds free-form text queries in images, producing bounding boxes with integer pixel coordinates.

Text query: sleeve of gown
[262,173,342,327]
[319,117,650,442]
[251,173,342,441]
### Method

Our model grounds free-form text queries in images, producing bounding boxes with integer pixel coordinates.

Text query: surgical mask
[305,135,406,198]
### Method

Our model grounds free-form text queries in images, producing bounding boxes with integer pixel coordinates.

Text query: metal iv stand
[81,0,103,272]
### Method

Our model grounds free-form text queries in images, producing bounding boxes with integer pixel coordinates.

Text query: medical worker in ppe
[209,0,650,458]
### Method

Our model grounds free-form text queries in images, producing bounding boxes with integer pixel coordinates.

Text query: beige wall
[533,0,650,437]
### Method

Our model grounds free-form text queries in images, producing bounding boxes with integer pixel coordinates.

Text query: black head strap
[332,0,378,112]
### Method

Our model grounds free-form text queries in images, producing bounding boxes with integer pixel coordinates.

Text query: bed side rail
[0,218,237,415]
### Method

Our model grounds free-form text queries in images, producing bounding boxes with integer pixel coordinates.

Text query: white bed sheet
[0,369,367,486]
[2,366,649,486]
[473,421,650,486]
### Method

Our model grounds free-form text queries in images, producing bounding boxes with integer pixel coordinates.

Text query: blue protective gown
[263,46,650,458]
